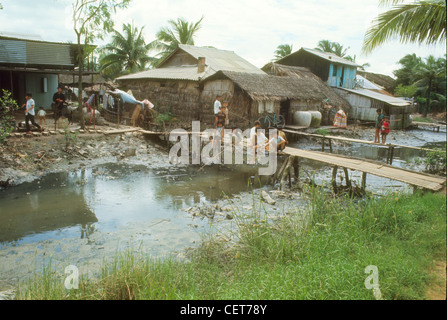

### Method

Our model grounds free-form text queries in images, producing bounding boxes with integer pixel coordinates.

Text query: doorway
[280,100,291,124]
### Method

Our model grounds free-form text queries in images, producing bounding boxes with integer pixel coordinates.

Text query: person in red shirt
[381,116,390,144]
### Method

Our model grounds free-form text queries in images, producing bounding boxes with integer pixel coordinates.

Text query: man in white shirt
[213,95,222,115]
[22,93,42,133]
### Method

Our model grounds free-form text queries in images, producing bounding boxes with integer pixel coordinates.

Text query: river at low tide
[0,126,445,290]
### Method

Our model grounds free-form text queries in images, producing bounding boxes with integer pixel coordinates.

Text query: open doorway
[280,100,291,125]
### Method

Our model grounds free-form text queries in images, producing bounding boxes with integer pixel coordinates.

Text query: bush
[0,89,19,143]
[424,147,446,176]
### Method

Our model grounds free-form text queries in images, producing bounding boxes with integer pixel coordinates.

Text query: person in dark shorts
[22,93,42,133]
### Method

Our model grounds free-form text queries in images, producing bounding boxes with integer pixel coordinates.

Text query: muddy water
[0,127,445,290]
[0,161,268,286]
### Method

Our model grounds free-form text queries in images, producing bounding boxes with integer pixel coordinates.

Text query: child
[214,105,227,142]
[374,108,385,143]
[38,107,47,126]
[22,93,42,133]
[222,101,229,125]
[381,116,390,144]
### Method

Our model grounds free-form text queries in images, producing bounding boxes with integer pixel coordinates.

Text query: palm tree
[362,0,446,54]
[273,44,293,61]
[99,22,154,79]
[413,55,445,117]
[152,16,204,64]
[315,40,350,58]
[393,53,423,86]
[315,40,333,53]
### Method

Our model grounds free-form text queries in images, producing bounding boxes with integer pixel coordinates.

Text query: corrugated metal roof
[118,45,265,81]
[301,48,361,68]
[176,44,265,74]
[117,66,205,81]
[342,88,411,106]
[0,35,91,69]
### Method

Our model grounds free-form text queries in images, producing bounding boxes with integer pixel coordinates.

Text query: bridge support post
[331,166,338,194]
[343,167,352,195]
[361,172,367,193]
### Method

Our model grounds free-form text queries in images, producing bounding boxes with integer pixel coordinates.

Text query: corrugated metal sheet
[118,66,204,81]
[177,44,265,74]
[26,41,73,66]
[341,88,411,106]
[301,48,361,68]
[0,39,26,64]
[0,36,74,67]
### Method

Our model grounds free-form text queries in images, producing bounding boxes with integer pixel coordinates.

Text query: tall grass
[16,187,446,300]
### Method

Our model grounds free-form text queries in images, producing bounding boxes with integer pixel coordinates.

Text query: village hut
[261,63,351,125]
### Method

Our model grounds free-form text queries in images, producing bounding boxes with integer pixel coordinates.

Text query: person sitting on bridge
[268,129,286,151]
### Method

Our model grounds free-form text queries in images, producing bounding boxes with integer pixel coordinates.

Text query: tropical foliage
[0,90,19,143]
[393,53,446,115]
[273,44,293,61]
[363,0,446,54]
[100,22,154,79]
[151,16,204,65]
[315,40,370,70]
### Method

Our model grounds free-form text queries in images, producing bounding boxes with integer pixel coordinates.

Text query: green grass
[16,188,446,300]
[413,116,434,123]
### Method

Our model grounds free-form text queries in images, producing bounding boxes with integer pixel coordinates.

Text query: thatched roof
[206,63,350,107]
[261,63,351,108]
[58,72,107,87]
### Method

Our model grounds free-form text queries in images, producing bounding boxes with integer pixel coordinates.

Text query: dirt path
[425,259,446,300]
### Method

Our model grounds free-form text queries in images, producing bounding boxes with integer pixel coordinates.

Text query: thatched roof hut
[261,63,350,108]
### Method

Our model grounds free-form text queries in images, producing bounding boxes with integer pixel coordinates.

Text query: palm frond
[363,0,446,54]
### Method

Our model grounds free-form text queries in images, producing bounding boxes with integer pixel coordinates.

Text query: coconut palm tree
[315,40,350,58]
[362,0,446,54]
[413,55,445,117]
[99,22,154,79]
[273,44,293,61]
[152,16,204,64]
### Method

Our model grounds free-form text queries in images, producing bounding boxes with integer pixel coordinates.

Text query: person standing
[374,108,385,143]
[214,95,222,115]
[53,86,66,119]
[381,116,390,144]
[222,100,229,125]
[22,93,42,133]
[214,105,227,141]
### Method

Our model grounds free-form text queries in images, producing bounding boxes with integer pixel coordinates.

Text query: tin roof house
[117,44,351,128]
[276,47,413,128]
[0,32,95,109]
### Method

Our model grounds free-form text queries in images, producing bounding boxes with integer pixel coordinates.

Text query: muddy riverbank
[0,122,445,298]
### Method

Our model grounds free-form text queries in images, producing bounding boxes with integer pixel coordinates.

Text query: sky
[0,0,445,77]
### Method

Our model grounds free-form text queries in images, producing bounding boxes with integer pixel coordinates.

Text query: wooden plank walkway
[283,146,446,192]
[283,129,438,152]
[412,121,446,132]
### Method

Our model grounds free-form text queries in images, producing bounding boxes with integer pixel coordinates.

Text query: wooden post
[329,138,333,153]
[322,137,325,152]
[331,166,338,194]
[293,156,299,182]
[361,172,367,193]
[389,146,395,165]
[343,167,351,194]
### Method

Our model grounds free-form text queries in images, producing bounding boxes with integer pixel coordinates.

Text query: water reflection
[0,163,265,245]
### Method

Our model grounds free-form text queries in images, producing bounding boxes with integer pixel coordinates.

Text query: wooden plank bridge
[282,146,446,192]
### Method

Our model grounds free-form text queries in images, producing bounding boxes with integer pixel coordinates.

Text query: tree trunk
[77,34,85,129]
[423,79,432,118]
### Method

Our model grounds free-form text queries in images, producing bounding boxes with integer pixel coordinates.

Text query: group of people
[374,108,390,144]
[213,95,288,152]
